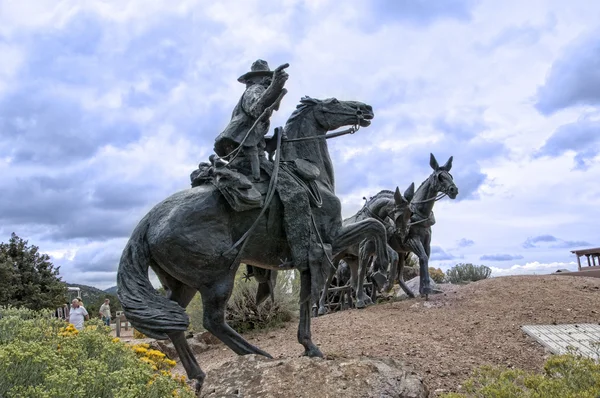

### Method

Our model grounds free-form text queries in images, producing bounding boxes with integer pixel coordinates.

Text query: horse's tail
[116,218,189,340]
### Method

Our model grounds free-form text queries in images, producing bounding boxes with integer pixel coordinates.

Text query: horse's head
[298,96,374,132]
[392,182,415,241]
[428,153,458,199]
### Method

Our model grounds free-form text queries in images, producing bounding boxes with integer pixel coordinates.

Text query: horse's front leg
[317,261,336,316]
[298,268,323,357]
[356,241,374,308]
[405,235,432,298]
[382,247,398,293]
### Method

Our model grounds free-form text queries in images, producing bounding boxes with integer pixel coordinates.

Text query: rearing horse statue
[116,96,389,393]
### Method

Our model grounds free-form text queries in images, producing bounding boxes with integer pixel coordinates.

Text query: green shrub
[441,351,600,398]
[0,306,194,398]
[186,292,204,333]
[226,269,298,333]
[429,267,445,283]
[446,263,491,284]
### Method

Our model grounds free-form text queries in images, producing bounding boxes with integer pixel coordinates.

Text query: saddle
[190,152,322,213]
[190,155,263,212]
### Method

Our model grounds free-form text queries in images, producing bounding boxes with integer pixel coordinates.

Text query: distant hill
[104,286,118,295]
[65,283,111,305]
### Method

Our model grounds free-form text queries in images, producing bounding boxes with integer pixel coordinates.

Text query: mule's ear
[430,153,439,170]
[441,156,453,171]
[394,186,407,204]
[404,182,415,203]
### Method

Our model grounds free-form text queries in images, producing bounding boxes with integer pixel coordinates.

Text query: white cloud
[1,0,600,289]
[489,261,578,276]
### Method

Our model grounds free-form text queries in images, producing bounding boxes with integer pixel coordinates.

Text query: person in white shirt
[68,298,89,331]
[99,298,111,326]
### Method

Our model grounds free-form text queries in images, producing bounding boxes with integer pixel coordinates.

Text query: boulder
[196,331,222,346]
[200,355,429,398]
[396,276,441,299]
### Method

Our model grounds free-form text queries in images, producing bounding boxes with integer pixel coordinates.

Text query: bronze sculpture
[317,185,415,314]
[117,60,391,393]
[382,154,459,296]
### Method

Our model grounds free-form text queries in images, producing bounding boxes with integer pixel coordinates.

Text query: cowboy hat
[237,59,274,84]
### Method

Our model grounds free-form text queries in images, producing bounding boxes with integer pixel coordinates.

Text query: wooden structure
[555,247,600,279]
[115,313,130,337]
[571,247,600,270]
[315,282,376,316]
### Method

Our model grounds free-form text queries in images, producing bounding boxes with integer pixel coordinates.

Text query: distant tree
[0,233,67,310]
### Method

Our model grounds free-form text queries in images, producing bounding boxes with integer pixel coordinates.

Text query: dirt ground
[179,275,600,395]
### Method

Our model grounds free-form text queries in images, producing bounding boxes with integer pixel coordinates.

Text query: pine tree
[0,233,67,310]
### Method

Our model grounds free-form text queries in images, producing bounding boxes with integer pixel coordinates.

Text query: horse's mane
[285,96,321,126]
[342,190,395,224]
[362,190,394,207]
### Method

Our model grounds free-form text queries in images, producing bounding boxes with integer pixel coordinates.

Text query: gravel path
[177,275,600,395]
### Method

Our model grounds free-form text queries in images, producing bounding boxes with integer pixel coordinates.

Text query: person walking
[68,298,89,331]
[99,298,111,326]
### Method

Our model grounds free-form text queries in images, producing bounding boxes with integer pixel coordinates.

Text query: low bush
[226,269,298,333]
[133,329,147,339]
[428,267,445,283]
[441,350,600,397]
[0,306,194,398]
[446,263,491,284]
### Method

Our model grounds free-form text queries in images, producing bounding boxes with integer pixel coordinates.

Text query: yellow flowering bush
[133,328,147,339]
[0,306,195,398]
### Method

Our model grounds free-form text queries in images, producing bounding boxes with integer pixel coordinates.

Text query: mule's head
[428,153,458,199]
[392,182,415,241]
[298,96,374,131]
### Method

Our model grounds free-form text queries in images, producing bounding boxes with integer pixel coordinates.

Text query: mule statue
[316,184,415,315]
[381,153,459,296]
[116,79,391,392]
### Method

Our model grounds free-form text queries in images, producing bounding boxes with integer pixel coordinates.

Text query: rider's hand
[274,69,288,83]
[273,64,289,84]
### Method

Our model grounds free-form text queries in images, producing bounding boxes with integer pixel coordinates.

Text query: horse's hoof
[317,307,326,316]
[364,297,373,306]
[187,377,204,397]
[355,300,366,309]
[303,346,324,358]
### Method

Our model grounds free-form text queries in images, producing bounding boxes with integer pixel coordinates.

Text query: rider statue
[214,59,289,181]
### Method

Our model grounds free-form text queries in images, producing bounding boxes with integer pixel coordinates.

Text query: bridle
[282,106,365,143]
[407,170,455,226]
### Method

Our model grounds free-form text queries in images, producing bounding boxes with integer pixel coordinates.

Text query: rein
[410,192,447,205]
[283,107,364,143]
[282,124,359,143]
[407,192,447,227]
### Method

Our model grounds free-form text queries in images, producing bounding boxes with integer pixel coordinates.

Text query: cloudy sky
[1,0,599,289]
